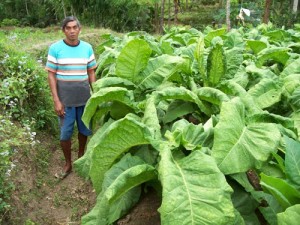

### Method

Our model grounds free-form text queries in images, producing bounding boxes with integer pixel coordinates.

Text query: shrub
[1,18,20,27]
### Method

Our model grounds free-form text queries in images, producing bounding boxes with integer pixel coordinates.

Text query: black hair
[61,16,81,30]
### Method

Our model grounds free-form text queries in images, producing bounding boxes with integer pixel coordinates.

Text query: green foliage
[1,18,20,27]
[0,115,35,221]
[0,36,56,131]
[73,25,300,224]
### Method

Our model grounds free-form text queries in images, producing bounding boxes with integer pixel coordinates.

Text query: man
[45,16,97,179]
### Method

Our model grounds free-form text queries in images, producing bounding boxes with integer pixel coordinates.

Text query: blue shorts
[59,106,92,141]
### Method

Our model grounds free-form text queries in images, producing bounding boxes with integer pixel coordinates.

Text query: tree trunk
[174,0,179,25]
[155,2,160,33]
[168,0,171,28]
[219,0,224,8]
[293,0,299,14]
[62,0,67,18]
[160,0,165,33]
[25,0,29,16]
[226,0,231,31]
[263,0,272,24]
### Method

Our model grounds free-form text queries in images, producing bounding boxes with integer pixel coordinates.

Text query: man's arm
[88,69,96,92]
[48,71,65,117]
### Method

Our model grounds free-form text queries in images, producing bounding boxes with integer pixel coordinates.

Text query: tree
[226,0,231,31]
[263,0,272,24]
[293,0,298,16]
[160,0,165,33]
[174,0,179,24]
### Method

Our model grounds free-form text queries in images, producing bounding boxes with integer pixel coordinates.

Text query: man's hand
[54,100,65,117]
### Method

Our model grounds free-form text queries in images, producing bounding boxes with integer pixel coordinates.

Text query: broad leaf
[225,47,244,79]
[93,77,136,93]
[82,87,136,127]
[138,54,187,90]
[251,192,282,225]
[82,156,157,225]
[204,28,226,47]
[116,39,152,84]
[164,119,211,150]
[74,119,114,178]
[212,97,280,174]
[255,47,290,68]
[154,86,212,116]
[277,204,300,225]
[248,78,281,109]
[195,87,230,106]
[246,40,268,54]
[158,147,235,225]
[284,136,300,188]
[207,37,226,87]
[260,173,300,210]
[194,35,206,81]
[89,114,153,193]
[281,57,300,78]
[163,100,197,124]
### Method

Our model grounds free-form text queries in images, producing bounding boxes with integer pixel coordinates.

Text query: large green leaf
[281,57,300,78]
[82,154,145,225]
[230,181,259,225]
[204,28,226,47]
[212,98,280,174]
[82,87,136,127]
[207,37,226,87]
[164,119,212,150]
[255,47,290,68]
[92,77,136,93]
[282,74,300,96]
[291,111,300,139]
[248,78,282,109]
[277,204,300,225]
[247,112,294,131]
[251,192,282,225]
[138,54,187,90]
[284,136,300,188]
[154,86,212,116]
[82,156,157,225]
[224,30,244,49]
[225,47,244,79]
[163,100,197,124]
[158,147,235,225]
[289,87,300,111]
[116,39,152,84]
[89,114,153,193]
[74,119,114,178]
[195,87,230,106]
[194,35,206,81]
[246,40,268,54]
[260,173,300,210]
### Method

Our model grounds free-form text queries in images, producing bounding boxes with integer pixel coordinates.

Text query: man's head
[61,16,81,30]
[61,16,81,44]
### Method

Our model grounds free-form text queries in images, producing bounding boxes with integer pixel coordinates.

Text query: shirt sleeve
[87,46,97,70]
[45,44,58,73]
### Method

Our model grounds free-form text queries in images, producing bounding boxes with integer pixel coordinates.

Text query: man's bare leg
[78,132,88,158]
[60,140,72,173]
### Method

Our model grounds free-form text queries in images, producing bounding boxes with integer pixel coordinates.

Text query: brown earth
[4,132,161,225]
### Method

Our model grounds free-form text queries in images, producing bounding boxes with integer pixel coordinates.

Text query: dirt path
[6,133,96,225]
[6,132,161,225]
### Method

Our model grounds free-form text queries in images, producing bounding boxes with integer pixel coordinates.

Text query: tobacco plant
[74,24,300,225]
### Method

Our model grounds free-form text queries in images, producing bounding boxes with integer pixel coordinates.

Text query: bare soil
[4,132,161,225]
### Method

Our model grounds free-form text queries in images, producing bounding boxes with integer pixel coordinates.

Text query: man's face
[63,21,81,42]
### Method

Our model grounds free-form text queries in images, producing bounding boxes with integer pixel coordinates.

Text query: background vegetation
[1,0,300,224]
[0,0,300,32]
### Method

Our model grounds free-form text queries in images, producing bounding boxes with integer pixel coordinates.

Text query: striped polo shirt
[46,40,97,107]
